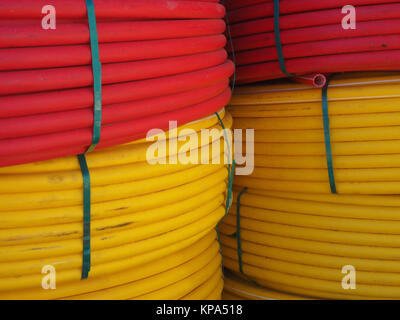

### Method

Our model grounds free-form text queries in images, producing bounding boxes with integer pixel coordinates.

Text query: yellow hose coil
[220,189,400,299]
[223,270,309,300]
[0,110,232,300]
[221,73,400,300]
[230,73,400,194]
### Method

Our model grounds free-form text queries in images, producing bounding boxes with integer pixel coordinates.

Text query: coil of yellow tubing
[222,270,309,300]
[219,187,400,300]
[0,110,231,300]
[229,72,400,194]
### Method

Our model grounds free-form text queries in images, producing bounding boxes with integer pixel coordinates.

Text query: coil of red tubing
[0,0,234,167]
[224,0,400,84]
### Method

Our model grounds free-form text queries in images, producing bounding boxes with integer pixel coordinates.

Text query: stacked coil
[220,73,400,299]
[223,271,308,300]
[225,0,400,83]
[0,0,234,166]
[231,73,400,195]
[0,111,231,300]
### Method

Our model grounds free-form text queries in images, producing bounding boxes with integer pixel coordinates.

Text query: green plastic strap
[78,154,91,279]
[273,0,293,77]
[77,0,100,280]
[236,187,247,274]
[85,0,102,153]
[216,159,236,255]
[322,78,337,194]
[215,112,235,214]
[214,112,236,273]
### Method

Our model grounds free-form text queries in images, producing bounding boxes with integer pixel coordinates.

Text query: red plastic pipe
[236,50,400,84]
[0,0,225,19]
[0,35,226,70]
[230,3,400,37]
[0,0,233,168]
[0,50,227,95]
[229,19,400,52]
[0,61,234,118]
[225,0,271,11]
[233,34,400,66]
[292,74,327,88]
[0,89,232,163]
[0,19,226,48]
[0,81,228,139]
[227,0,400,23]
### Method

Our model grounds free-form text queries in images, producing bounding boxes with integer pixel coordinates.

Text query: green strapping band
[77,0,101,280]
[78,154,91,280]
[215,112,235,215]
[273,0,293,77]
[214,112,236,275]
[322,78,337,194]
[236,187,247,274]
[85,0,102,153]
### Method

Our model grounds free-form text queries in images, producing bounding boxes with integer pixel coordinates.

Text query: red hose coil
[224,0,400,83]
[0,0,233,167]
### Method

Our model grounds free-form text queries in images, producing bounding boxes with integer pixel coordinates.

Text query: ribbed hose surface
[224,0,400,83]
[0,112,230,300]
[230,73,400,194]
[0,0,234,167]
[221,73,400,300]
[222,270,309,300]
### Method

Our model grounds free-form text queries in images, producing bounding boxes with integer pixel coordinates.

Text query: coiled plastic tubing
[222,270,309,300]
[0,0,234,167]
[230,72,400,195]
[220,73,400,299]
[221,186,400,299]
[224,0,400,84]
[0,111,231,299]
